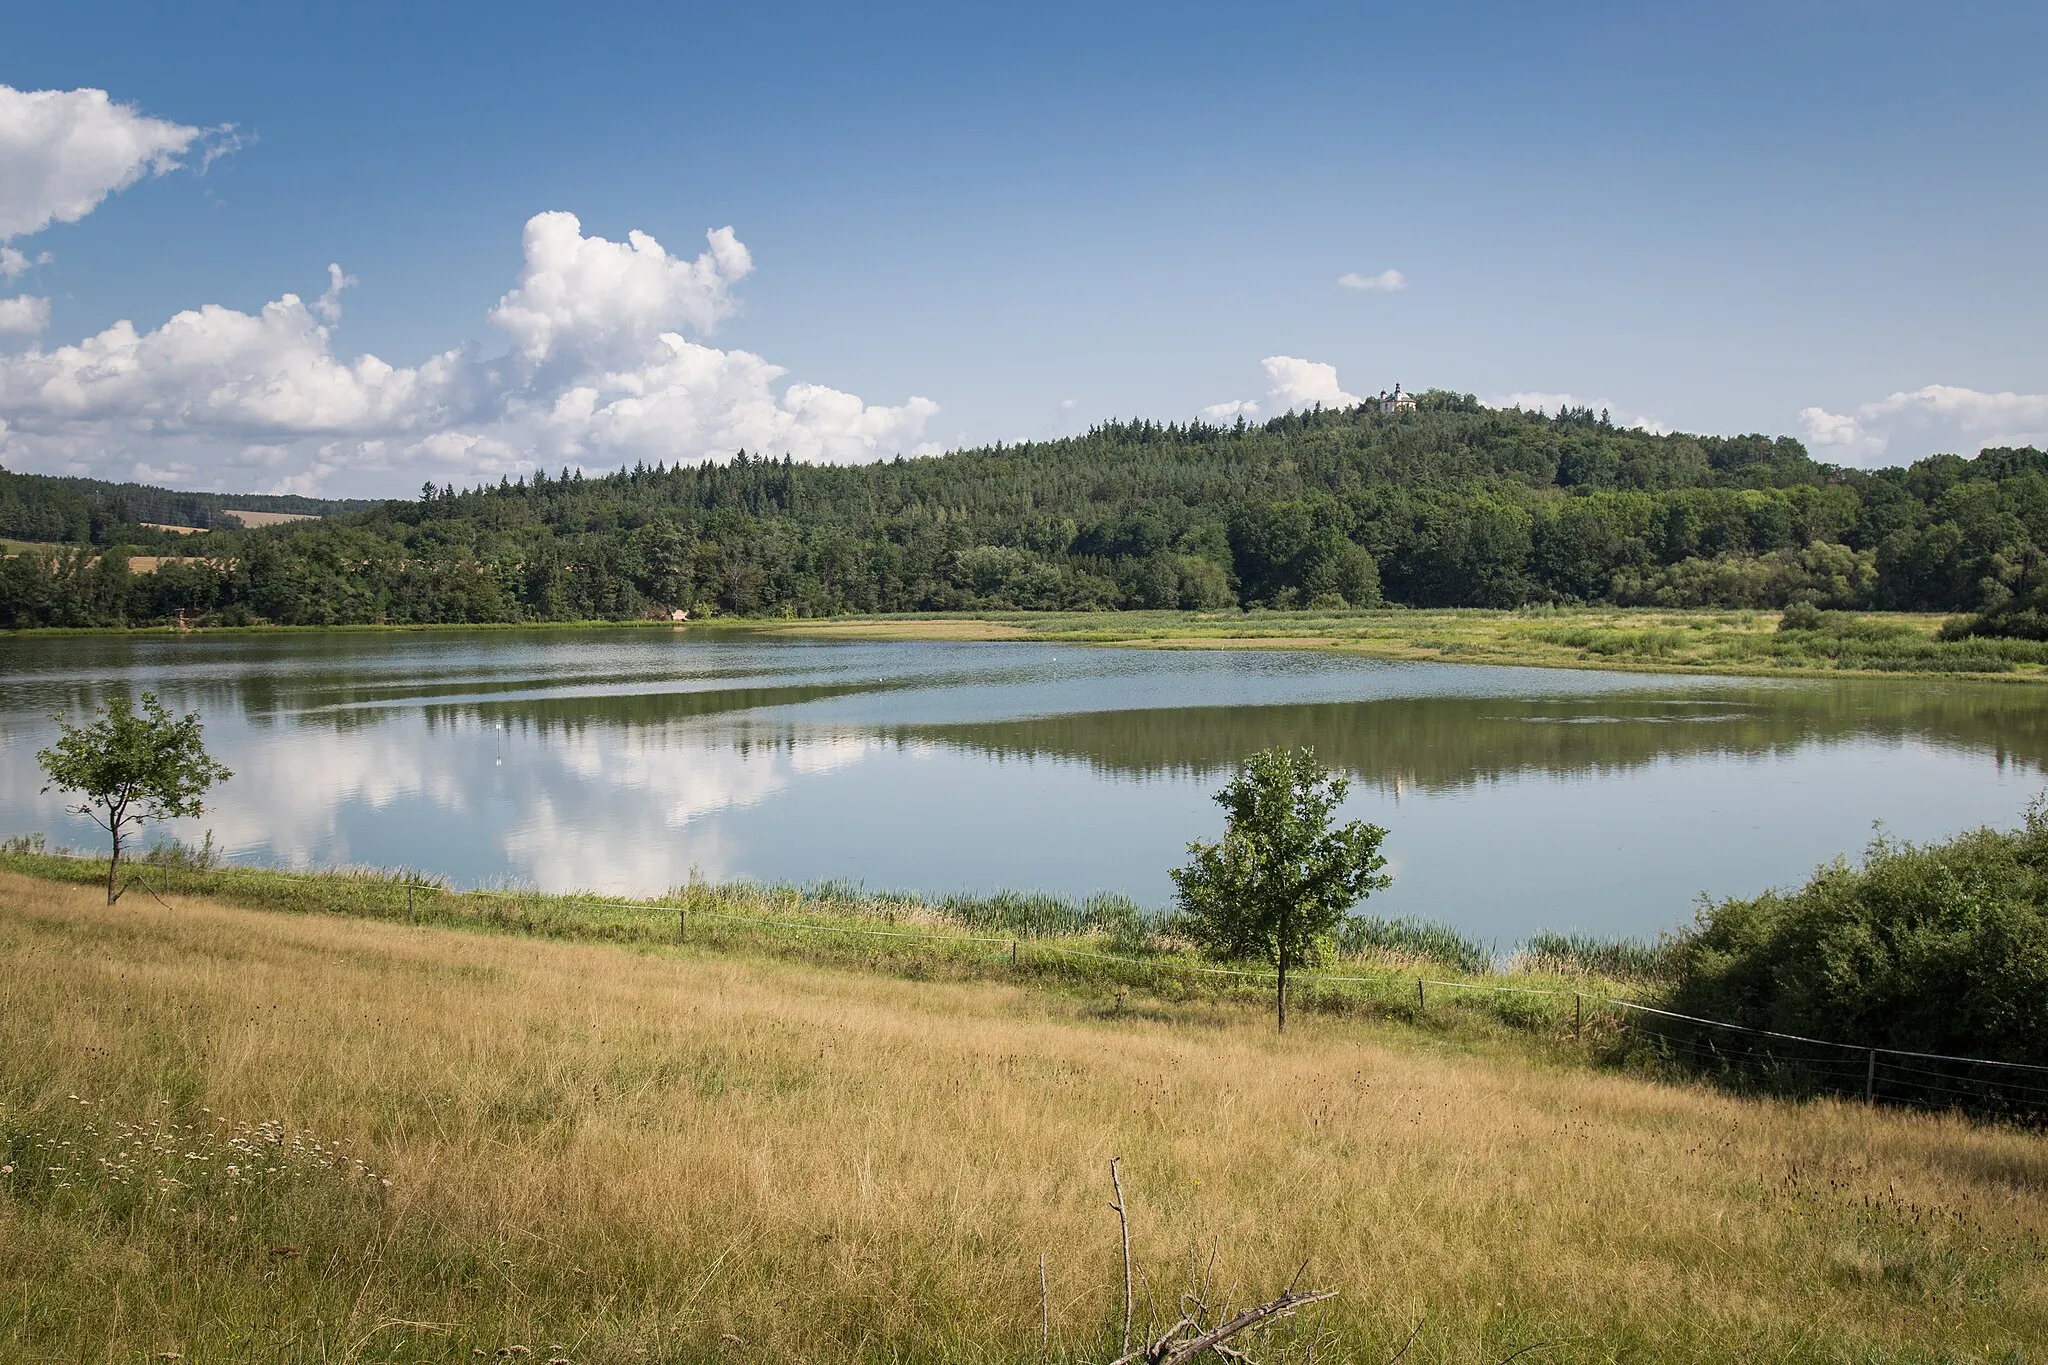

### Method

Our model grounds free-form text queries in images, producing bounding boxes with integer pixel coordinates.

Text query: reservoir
[2,628,2042,944]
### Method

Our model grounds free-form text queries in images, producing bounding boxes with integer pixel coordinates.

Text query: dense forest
[0,469,367,545]
[4,391,2047,629]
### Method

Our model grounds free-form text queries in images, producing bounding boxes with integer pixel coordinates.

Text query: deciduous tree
[36,692,232,903]
[1172,747,1390,1031]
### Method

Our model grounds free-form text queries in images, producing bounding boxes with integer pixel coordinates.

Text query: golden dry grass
[222,510,323,528]
[4,871,2046,1363]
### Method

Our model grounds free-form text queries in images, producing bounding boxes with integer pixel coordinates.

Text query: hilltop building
[1378,384,1417,414]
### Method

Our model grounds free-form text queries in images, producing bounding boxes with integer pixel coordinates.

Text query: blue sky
[2,1,2044,495]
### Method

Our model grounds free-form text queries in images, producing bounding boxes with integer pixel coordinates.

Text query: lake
[2,629,2043,944]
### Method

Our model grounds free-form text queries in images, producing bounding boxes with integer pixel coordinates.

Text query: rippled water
[2,629,2042,941]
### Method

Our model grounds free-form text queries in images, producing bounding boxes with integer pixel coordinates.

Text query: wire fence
[310,876,2048,1125]
[1605,999,2048,1124]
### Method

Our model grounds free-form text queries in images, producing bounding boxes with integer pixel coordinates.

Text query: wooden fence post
[406,884,414,922]
[1416,976,1425,1013]
[1865,1049,1878,1105]
[1574,993,1582,1043]
[1011,940,1018,968]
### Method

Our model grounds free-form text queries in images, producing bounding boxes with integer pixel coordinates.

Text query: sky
[1,1,2045,497]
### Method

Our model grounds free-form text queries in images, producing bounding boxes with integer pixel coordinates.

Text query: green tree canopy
[1171,747,1392,1030]
[36,691,232,903]
[9,413,2048,629]
[1672,803,2048,1069]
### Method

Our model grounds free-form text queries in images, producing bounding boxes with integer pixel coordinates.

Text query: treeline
[0,467,367,544]
[5,393,2048,628]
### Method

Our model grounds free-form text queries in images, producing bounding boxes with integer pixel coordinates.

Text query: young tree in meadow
[36,692,232,904]
[1172,747,1390,1031]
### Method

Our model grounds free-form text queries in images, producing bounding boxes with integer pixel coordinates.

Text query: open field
[0,538,65,557]
[713,608,2047,681]
[5,867,2048,1362]
[223,509,323,527]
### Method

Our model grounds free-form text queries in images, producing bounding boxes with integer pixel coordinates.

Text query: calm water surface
[2,629,2043,942]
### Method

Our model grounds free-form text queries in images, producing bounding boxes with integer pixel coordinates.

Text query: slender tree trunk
[1277,942,1288,1033]
[106,825,121,904]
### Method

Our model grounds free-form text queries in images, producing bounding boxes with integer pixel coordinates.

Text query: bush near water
[1671,804,2048,1068]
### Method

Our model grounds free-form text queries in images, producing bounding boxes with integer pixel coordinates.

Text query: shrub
[1614,541,1875,610]
[1941,586,2048,642]
[1669,803,2048,1067]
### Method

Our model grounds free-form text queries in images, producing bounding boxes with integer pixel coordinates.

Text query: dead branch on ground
[1092,1163,1337,1365]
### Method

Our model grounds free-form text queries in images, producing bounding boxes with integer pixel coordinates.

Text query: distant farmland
[223,509,322,527]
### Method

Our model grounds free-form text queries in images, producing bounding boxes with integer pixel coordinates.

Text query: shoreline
[8,606,2037,684]
[0,852,1654,1027]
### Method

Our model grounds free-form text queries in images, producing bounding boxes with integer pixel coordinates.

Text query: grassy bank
[712,605,2048,679]
[0,848,1650,1038]
[4,868,2047,1363]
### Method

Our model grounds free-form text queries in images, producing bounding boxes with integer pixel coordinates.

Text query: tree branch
[1104,1287,1338,1365]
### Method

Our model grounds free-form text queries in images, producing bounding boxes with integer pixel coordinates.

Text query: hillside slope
[0,466,371,543]
[5,394,2046,626]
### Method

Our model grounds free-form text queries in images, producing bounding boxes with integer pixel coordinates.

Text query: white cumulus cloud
[1,246,51,281]
[311,263,355,325]
[1202,355,1367,422]
[1799,384,2048,467]
[0,295,49,335]
[0,290,471,435]
[1338,268,1406,292]
[0,85,212,241]
[1263,356,1363,410]
[0,213,937,492]
[489,212,751,368]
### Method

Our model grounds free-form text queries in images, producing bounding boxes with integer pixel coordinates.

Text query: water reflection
[1,630,2042,939]
[884,686,2048,792]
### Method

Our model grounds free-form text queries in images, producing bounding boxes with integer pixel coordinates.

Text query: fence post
[1011,940,1019,968]
[679,902,688,941]
[1865,1049,1877,1106]
[406,883,414,922]
[1417,976,1425,1013]
[1574,993,1582,1043]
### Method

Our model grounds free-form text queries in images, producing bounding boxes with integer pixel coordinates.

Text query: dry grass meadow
[4,870,2047,1363]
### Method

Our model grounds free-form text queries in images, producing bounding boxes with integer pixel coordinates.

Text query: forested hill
[0,468,371,542]
[5,390,2048,629]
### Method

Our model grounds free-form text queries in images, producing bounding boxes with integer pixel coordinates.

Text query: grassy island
[705,604,2048,680]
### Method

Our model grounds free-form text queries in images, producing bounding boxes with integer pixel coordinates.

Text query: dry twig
[1091,1165,1338,1365]
[1109,1157,1133,1358]
[1106,1287,1339,1365]
[1041,1251,1050,1363]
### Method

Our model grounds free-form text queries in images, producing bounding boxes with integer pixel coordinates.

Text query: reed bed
[4,871,2047,1362]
